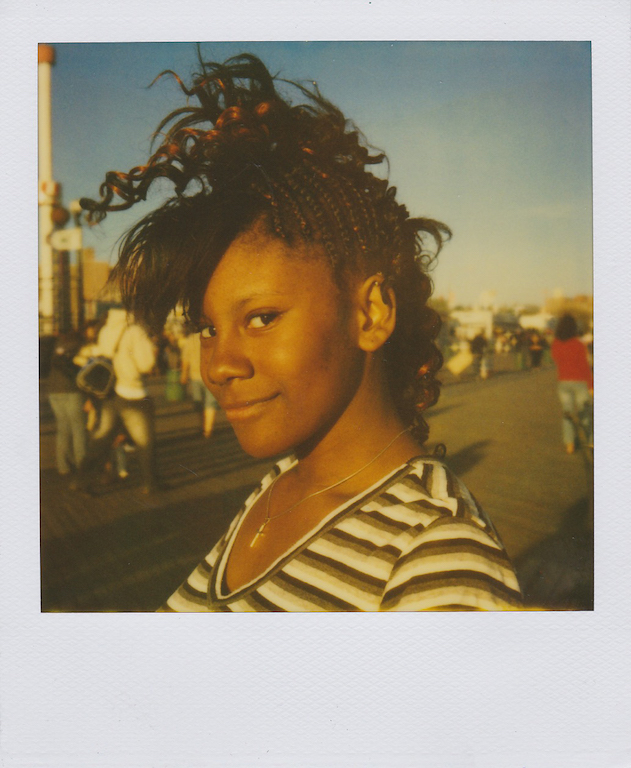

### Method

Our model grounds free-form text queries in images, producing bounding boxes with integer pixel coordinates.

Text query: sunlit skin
[199,221,423,590]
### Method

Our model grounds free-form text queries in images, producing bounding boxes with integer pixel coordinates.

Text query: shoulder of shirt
[380,455,494,531]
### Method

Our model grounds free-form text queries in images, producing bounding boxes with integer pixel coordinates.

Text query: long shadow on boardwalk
[428,436,593,611]
[515,497,593,610]
[442,440,492,476]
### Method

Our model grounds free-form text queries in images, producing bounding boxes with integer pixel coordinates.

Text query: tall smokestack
[38,44,57,335]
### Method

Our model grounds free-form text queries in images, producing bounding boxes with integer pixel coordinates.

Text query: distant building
[76,248,121,321]
[450,309,493,340]
[40,245,121,335]
[518,312,554,331]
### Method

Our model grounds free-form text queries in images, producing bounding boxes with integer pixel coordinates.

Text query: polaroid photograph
[1,1,629,766]
[39,40,592,614]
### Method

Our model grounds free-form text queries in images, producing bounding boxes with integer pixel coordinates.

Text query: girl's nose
[202,332,254,385]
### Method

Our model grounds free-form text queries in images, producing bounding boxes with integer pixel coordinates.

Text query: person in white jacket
[75,309,158,493]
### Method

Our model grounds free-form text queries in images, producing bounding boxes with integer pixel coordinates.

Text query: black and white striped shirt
[159,456,522,612]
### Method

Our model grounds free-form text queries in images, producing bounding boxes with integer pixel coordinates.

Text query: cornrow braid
[252,181,285,238]
[280,169,340,271]
[293,168,355,266]
[332,173,381,258]
[82,51,451,444]
[302,153,374,250]
[273,173,317,242]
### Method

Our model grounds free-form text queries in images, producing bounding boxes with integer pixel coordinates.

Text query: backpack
[76,326,126,399]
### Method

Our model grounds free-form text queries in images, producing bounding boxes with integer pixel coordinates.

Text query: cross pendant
[250,521,268,547]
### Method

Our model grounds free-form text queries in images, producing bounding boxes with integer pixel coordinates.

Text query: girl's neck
[292,399,420,492]
[291,350,423,491]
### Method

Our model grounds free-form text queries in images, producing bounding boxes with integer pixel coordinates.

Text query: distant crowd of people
[441,326,554,380]
[441,324,592,378]
[41,309,218,494]
[438,318,593,454]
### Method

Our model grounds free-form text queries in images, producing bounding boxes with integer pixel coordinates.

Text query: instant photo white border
[1,1,629,766]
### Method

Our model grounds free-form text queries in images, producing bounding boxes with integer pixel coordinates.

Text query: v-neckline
[209,455,426,606]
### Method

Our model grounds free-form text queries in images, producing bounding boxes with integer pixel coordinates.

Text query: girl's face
[199,228,366,458]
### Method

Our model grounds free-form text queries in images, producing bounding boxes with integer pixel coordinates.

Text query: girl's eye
[200,325,216,339]
[247,312,279,330]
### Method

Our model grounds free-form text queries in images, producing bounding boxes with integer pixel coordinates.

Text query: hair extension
[81,51,451,443]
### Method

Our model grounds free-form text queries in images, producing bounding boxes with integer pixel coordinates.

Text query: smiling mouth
[221,394,279,421]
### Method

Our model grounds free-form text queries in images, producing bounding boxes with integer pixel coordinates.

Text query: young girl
[82,53,521,611]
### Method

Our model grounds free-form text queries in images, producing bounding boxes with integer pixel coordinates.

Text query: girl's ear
[355,275,396,352]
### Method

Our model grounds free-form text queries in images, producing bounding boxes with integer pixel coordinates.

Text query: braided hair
[81,52,451,444]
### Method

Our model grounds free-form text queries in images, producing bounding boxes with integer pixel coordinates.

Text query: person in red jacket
[551,314,593,453]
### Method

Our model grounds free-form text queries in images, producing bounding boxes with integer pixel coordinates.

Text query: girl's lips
[222,394,279,421]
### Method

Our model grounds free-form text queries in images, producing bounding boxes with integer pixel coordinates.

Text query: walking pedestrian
[511,331,528,371]
[469,332,488,378]
[46,331,88,476]
[180,330,219,438]
[75,308,159,493]
[74,319,103,432]
[163,330,185,402]
[528,332,545,368]
[551,314,593,454]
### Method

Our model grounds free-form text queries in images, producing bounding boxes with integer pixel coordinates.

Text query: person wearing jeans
[557,380,593,451]
[76,309,157,493]
[180,330,219,438]
[77,395,156,491]
[551,314,593,454]
[49,392,87,475]
[46,331,88,476]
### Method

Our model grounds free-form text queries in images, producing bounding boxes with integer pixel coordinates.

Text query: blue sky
[49,41,592,307]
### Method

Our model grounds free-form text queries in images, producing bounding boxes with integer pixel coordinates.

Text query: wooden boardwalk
[40,363,593,611]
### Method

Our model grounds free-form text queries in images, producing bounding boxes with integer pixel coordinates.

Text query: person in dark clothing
[469,332,487,378]
[46,331,88,475]
[528,332,545,368]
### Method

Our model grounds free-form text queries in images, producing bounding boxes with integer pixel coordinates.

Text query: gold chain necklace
[250,427,411,547]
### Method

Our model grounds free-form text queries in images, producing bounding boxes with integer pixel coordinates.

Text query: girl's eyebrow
[204,291,288,320]
[234,291,286,309]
